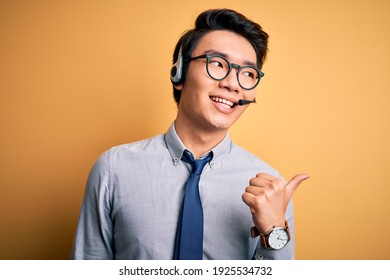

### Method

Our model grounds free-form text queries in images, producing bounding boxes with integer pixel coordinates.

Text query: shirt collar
[164,122,232,166]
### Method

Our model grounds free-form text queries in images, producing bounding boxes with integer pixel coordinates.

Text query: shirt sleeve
[252,199,296,260]
[71,150,114,259]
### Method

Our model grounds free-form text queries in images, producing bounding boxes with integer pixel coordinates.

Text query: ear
[173,83,183,90]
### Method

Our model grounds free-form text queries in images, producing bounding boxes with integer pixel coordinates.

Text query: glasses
[187,54,264,90]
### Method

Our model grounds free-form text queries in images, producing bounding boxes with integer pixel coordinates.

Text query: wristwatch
[250,221,291,250]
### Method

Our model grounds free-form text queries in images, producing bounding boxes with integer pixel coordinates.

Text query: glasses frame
[187,54,264,90]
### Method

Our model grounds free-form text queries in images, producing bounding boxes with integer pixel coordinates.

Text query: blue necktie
[173,150,213,260]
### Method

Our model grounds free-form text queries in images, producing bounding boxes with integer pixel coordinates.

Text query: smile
[210,96,235,108]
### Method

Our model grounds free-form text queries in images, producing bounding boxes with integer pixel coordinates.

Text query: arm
[71,151,114,259]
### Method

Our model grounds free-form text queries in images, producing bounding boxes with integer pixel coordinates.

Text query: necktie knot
[181,150,213,175]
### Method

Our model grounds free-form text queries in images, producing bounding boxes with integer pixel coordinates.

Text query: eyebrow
[202,49,257,67]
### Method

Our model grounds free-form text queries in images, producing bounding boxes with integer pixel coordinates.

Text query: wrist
[250,220,291,250]
[251,219,286,237]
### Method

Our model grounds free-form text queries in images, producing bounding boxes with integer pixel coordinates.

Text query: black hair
[172,8,269,105]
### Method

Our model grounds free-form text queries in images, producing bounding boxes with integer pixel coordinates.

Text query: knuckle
[253,195,264,207]
[249,177,258,186]
[271,181,283,191]
[276,179,285,187]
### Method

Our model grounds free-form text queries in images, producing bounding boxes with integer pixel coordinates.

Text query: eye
[208,57,226,68]
[241,69,257,79]
[209,60,223,68]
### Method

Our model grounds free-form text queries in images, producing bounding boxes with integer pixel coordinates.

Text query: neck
[174,119,227,159]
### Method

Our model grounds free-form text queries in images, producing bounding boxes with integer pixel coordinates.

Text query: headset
[170,47,184,85]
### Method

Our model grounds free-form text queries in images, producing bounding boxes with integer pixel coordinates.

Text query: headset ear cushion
[170,47,183,84]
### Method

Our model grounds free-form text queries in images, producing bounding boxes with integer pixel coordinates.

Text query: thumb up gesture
[242,173,310,234]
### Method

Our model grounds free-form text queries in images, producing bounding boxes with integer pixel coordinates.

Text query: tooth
[210,97,234,108]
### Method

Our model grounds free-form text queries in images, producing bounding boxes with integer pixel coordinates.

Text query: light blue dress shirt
[72,123,295,259]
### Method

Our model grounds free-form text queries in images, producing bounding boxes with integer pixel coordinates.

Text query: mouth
[210,96,238,108]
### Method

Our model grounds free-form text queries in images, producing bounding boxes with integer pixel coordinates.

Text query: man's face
[175,30,258,133]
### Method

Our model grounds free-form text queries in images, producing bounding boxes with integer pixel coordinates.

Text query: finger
[249,177,272,188]
[285,173,310,199]
[255,173,285,188]
[241,191,257,207]
[255,173,284,184]
[245,184,266,196]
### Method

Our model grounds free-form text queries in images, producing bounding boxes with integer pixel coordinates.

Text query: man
[72,8,309,260]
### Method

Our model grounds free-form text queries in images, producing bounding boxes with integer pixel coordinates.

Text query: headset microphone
[237,99,257,106]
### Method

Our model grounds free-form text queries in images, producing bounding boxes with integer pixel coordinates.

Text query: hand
[242,173,309,234]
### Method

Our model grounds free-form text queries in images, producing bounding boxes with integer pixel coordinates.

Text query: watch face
[268,228,289,250]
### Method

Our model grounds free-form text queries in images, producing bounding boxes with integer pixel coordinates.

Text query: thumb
[285,173,310,199]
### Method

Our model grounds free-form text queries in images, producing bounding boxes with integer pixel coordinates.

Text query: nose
[219,67,240,93]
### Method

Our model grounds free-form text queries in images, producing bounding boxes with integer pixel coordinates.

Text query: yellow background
[1,0,389,259]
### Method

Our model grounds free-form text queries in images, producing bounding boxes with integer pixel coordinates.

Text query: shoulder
[110,133,165,154]
[103,134,165,158]
[229,142,283,180]
[91,134,166,171]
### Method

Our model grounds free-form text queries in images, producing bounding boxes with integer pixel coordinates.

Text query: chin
[208,117,237,131]
[215,110,244,129]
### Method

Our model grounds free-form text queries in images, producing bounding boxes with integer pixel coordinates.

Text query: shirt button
[256,254,264,260]
[210,161,215,168]
[173,157,179,165]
